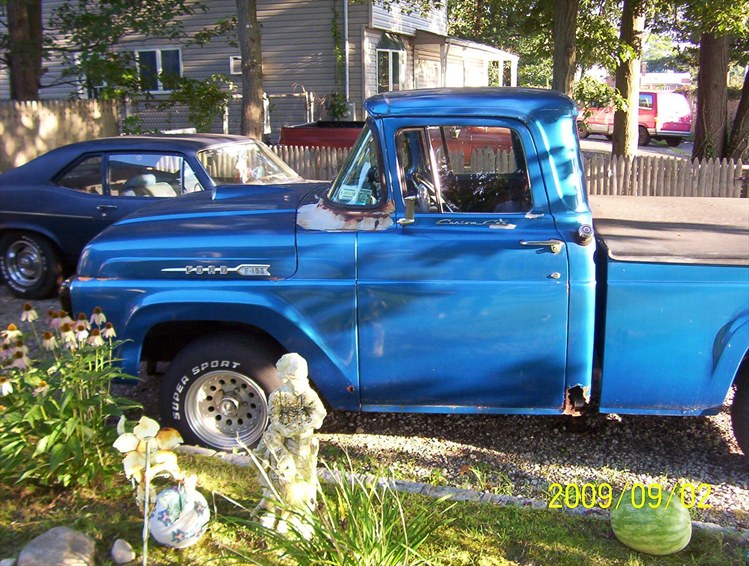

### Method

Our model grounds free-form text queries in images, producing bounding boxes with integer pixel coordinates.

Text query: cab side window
[396,125,532,214]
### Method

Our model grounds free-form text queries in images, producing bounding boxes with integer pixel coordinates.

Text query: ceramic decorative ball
[148,484,210,548]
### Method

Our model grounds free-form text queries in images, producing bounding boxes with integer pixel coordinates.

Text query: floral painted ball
[149,484,210,548]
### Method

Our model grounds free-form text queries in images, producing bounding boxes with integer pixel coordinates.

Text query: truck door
[356,120,570,411]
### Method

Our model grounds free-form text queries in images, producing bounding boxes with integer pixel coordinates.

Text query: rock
[0,558,17,566]
[17,526,95,566]
[111,539,136,564]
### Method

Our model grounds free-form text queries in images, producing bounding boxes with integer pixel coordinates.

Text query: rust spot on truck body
[562,385,591,416]
[297,199,395,232]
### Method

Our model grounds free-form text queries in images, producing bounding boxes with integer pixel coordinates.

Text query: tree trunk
[236,0,264,139]
[551,0,579,95]
[725,65,748,160]
[7,0,44,100]
[611,0,645,157]
[693,33,729,160]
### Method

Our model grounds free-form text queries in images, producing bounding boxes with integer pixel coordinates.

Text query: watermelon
[610,489,692,556]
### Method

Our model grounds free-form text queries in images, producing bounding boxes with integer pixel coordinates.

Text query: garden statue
[253,353,327,536]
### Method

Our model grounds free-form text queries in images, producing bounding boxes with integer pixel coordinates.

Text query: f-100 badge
[161,264,271,276]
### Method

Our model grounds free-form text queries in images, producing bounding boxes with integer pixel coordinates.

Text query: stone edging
[176,445,749,543]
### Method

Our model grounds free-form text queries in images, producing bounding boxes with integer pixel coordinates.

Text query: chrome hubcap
[7,240,43,286]
[185,370,268,450]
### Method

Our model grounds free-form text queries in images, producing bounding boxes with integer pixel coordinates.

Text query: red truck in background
[579,90,692,147]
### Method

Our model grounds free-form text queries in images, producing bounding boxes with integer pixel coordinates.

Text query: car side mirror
[397,196,417,226]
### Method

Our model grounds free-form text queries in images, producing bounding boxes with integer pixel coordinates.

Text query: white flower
[1,324,22,344]
[13,341,28,356]
[90,307,106,326]
[87,329,104,347]
[133,416,161,439]
[32,380,49,397]
[76,313,91,330]
[60,323,75,345]
[74,323,89,343]
[21,304,38,323]
[113,432,140,454]
[41,332,58,351]
[102,323,116,340]
[9,351,31,370]
[0,376,12,396]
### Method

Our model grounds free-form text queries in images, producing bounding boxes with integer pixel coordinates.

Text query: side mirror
[397,196,417,226]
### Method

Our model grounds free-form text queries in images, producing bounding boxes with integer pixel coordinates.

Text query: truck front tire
[159,333,282,451]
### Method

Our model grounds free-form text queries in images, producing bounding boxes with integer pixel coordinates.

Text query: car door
[356,119,570,411]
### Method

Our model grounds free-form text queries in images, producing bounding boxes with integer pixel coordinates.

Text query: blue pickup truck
[63,88,749,455]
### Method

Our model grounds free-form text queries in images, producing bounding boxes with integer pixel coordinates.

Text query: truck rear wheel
[159,333,283,450]
[731,369,749,458]
[637,126,651,146]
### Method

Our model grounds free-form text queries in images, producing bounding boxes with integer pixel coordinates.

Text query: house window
[376,33,406,93]
[229,56,242,75]
[136,49,181,92]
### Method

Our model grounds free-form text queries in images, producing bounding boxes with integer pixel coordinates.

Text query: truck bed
[590,195,749,265]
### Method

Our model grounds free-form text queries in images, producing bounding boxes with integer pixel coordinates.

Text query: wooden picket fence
[272,145,748,198]
[583,153,746,198]
[0,100,118,172]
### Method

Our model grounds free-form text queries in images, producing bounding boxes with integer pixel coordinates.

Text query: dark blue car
[0,134,300,298]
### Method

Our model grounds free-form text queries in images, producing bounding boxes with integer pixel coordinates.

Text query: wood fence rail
[272,145,747,198]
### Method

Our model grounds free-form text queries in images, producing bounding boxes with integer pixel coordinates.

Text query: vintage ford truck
[63,88,749,454]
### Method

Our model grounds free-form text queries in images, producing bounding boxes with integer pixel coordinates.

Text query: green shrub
[0,305,139,487]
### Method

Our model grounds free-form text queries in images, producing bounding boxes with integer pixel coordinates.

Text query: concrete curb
[176,445,749,542]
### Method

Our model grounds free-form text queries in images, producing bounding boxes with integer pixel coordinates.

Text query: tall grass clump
[226,462,454,565]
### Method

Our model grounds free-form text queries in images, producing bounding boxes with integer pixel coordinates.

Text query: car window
[108,153,181,197]
[326,126,383,207]
[396,125,531,214]
[198,140,300,185]
[639,94,654,109]
[56,155,104,194]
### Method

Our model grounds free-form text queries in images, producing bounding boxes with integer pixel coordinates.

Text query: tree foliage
[447,0,621,88]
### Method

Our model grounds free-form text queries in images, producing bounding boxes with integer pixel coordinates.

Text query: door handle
[520,239,565,254]
[96,204,117,217]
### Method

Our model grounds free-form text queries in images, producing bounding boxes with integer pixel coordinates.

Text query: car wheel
[160,333,283,450]
[637,126,651,147]
[731,365,749,458]
[665,137,683,147]
[0,232,62,299]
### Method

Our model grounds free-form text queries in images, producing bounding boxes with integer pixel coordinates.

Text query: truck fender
[713,314,749,387]
[122,292,360,411]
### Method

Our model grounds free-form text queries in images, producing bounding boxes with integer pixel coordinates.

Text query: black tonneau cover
[590,195,749,266]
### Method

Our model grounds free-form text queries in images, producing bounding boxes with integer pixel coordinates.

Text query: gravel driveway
[2,284,747,532]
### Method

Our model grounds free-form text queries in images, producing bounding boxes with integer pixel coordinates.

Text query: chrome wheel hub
[185,370,268,450]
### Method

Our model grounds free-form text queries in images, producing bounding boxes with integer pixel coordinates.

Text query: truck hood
[77,181,330,280]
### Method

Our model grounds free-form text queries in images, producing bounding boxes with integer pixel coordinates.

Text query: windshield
[326,126,382,207]
[198,140,301,185]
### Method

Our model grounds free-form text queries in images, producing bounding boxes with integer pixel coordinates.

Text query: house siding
[371,1,446,36]
[1,0,506,139]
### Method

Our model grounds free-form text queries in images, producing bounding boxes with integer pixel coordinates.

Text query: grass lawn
[0,453,745,565]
